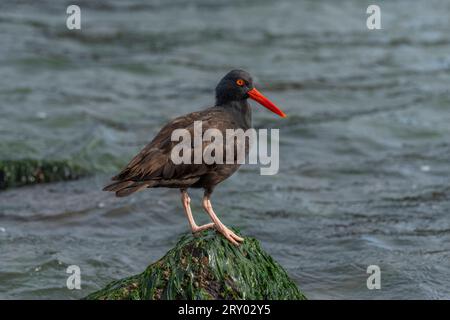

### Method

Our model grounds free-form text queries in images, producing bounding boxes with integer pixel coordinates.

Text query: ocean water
[1,0,450,299]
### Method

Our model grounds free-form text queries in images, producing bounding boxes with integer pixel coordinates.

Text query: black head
[215,69,287,118]
[215,69,253,106]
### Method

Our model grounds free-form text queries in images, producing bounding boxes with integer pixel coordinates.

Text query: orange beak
[247,88,287,118]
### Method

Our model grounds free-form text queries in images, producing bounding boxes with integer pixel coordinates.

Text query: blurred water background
[0,0,450,299]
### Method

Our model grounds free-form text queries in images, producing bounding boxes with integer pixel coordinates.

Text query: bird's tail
[103,180,158,197]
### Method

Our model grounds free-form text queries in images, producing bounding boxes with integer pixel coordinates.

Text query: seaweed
[0,159,87,190]
[85,229,306,300]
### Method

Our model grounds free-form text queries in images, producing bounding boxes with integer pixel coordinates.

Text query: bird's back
[103,105,250,197]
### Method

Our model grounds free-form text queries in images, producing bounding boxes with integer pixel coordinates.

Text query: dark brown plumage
[104,70,286,245]
[104,106,249,197]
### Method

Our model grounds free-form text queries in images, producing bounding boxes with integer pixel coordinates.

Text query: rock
[85,229,306,300]
[0,159,87,190]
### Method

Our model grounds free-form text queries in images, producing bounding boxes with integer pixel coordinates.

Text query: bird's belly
[193,164,241,189]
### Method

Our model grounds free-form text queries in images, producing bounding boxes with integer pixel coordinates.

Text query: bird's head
[215,69,286,118]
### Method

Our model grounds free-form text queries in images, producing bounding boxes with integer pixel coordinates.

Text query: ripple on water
[1,0,450,299]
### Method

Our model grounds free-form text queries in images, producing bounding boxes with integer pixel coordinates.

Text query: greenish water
[1,0,450,299]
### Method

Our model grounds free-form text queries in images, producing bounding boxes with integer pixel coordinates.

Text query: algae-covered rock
[0,159,87,190]
[85,229,306,300]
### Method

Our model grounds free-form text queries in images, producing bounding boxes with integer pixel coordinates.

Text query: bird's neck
[220,100,252,129]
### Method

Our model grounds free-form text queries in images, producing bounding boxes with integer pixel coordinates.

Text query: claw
[227,229,244,242]
[216,224,244,246]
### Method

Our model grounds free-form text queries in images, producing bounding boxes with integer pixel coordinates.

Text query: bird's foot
[191,222,215,233]
[215,224,244,246]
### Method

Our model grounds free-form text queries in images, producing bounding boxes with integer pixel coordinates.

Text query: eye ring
[236,79,245,86]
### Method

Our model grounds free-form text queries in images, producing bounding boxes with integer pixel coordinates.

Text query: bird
[103,70,286,245]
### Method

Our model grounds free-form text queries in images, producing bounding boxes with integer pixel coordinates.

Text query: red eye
[236,79,245,86]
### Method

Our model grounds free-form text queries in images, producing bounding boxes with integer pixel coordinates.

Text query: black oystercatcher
[104,70,286,245]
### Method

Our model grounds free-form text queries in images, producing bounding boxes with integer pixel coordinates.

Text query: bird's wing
[105,108,235,187]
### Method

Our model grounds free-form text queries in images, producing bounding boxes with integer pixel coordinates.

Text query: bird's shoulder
[163,107,236,129]
[152,107,238,144]
[111,107,235,181]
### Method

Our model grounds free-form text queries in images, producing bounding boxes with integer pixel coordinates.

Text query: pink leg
[181,190,215,233]
[202,193,244,246]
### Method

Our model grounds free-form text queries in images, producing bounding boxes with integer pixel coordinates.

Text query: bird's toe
[215,225,241,246]
[192,222,215,233]
[226,228,244,242]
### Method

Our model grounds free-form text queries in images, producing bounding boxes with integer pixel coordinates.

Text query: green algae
[85,229,306,300]
[0,159,87,190]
